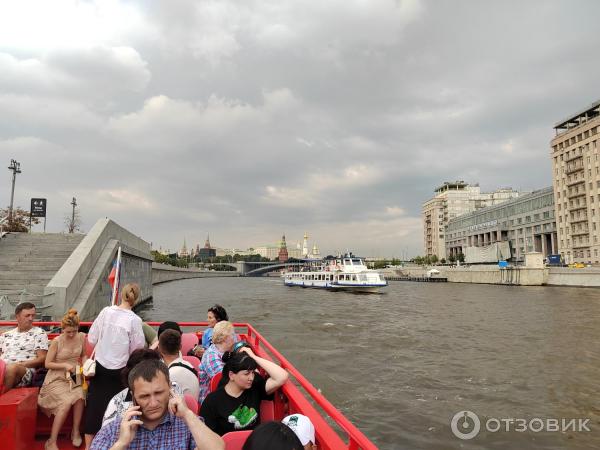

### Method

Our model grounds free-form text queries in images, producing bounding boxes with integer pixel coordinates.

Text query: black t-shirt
[200,374,272,436]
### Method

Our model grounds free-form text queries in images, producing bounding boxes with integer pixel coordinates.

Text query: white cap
[282,414,315,445]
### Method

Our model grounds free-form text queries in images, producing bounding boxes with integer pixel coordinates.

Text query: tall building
[551,100,600,264]
[278,234,289,262]
[422,181,521,259]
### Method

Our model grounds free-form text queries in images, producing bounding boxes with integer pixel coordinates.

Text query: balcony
[565,163,585,175]
[570,216,589,224]
[572,241,590,249]
[571,229,589,237]
[570,204,588,212]
[567,189,586,199]
[566,178,586,187]
[564,152,583,163]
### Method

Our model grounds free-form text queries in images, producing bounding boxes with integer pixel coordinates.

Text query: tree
[0,207,39,232]
[430,255,438,264]
[448,254,456,263]
[457,253,465,263]
[64,207,82,233]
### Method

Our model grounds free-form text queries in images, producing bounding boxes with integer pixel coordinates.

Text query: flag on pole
[109,246,122,305]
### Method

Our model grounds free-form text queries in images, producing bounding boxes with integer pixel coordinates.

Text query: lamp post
[7,159,21,225]
[70,197,77,233]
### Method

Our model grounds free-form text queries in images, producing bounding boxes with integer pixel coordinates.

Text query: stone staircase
[0,232,85,319]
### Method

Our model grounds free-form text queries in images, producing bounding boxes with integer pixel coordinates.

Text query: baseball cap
[282,414,315,445]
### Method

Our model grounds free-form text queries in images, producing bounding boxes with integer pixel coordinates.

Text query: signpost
[30,198,47,232]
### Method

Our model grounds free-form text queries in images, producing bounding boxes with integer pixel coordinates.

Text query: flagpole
[111,246,122,306]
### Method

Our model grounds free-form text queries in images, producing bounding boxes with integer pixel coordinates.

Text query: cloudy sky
[1,0,599,257]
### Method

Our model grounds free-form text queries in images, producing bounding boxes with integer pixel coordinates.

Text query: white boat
[283,253,387,293]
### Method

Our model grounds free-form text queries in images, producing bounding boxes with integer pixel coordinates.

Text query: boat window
[352,259,361,265]
[344,259,351,265]
[352,275,357,281]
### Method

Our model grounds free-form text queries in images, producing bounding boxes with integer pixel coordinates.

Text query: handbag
[83,317,105,377]
[82,355,96,377]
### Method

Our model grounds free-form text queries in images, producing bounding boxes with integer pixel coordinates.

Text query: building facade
[551,100,600,264]
[422,181,521,259]
[445,187,557,262]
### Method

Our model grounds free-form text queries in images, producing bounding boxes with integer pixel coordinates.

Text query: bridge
[206,261,304,276]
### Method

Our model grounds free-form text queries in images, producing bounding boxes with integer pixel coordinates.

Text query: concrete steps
[0,232,85,318]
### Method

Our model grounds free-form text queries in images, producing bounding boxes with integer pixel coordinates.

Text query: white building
[422,181,521,259]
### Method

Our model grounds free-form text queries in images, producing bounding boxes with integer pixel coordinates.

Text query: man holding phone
[90,359,224,450]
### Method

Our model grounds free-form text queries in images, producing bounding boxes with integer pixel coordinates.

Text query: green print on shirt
[228,405,258,430]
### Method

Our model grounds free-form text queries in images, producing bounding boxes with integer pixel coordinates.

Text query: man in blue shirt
[91,359,223,450]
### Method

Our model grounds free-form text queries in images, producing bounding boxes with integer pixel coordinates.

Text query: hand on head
[168,388,190,418]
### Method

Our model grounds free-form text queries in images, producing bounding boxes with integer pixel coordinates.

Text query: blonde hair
[121,283,141,306]
[61,308,80,329]
[212,321,234,344]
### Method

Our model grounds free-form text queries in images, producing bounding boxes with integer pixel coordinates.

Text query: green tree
[457,253,465,263]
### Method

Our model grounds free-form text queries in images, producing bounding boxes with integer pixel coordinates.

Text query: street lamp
[7,159,21,225]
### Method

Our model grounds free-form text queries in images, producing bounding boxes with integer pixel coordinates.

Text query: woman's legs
[47,405,70,449]
[72,398,84,444]
[84,433,94,450]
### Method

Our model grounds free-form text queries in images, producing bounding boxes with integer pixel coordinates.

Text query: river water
[137,277,600,449]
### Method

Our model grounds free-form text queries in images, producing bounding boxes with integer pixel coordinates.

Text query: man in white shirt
[158,329,200,400]
[0,302,48,390]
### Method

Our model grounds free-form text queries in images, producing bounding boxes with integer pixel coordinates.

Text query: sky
[1,0,599,258]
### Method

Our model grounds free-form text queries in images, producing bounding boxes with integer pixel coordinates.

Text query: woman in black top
[200,347,288,435]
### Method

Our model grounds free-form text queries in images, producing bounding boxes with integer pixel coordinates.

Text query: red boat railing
[0,321,378,450]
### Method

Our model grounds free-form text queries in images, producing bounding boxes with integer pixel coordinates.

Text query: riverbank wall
[385,266,600,287]
[152,263,238,284]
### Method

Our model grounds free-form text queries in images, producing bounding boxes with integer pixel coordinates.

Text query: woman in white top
[83,283,145,449]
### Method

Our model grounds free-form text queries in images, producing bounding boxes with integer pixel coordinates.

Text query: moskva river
[137,277,600,449]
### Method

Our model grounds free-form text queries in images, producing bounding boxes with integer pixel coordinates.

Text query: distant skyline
[1,1,599,257]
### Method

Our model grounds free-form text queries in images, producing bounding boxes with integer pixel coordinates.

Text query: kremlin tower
[278,234,289,262]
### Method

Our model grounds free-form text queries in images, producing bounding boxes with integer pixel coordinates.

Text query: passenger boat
[283,254,387,293]
[0,321,377,450]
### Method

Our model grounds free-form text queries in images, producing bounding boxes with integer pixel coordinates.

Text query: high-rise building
[178,238,189,258]
[197,234,216,261]
[422,181,521,259]
[551,100,600,264]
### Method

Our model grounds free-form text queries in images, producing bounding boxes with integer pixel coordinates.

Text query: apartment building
[422,181,520,259]
[551,100,600,264]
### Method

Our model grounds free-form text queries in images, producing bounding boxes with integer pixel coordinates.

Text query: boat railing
[0,320,377,450]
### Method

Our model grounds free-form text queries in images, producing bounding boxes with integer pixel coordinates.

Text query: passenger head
[157,321,182,338]
[242,421,304,450]
[212,320,235,350]
[128,359,171,423]
[15,302,36,330]
[121,348,161,387]
[158,329,181,357]
[61,308,80,337]
[207,304,228,327]
[220,351,258,391]
[121,283,140,307]
[282,414,317,450]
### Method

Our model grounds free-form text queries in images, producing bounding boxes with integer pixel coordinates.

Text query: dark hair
[219,352,258,388]
[15,302,36,315]
[121,348,161,387]
[128,359,170,393]
[242,421,303,450]
[159,328,181,355]
[158,321,182,338]
[208,304,228,322]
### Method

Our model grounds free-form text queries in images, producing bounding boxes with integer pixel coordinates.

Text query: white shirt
[168,356,200,400]
[0,327,48,363]
[88,306,145,369]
